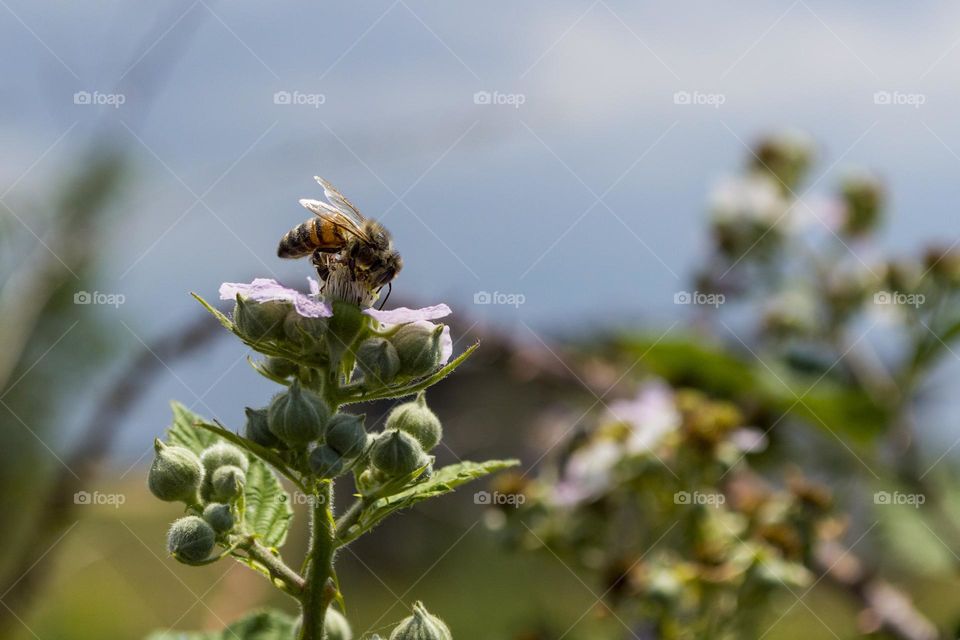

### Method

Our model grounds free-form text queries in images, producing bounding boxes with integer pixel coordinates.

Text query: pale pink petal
[294,296,333,318]
[439,325,452,364]
[220,278,331,318]
[362,303,452,324]
[219,278,298,303]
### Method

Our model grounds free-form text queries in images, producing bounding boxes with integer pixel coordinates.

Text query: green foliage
[146,609,296,640]
[340,460,519,545]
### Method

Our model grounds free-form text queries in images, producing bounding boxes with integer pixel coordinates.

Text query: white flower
[607,382,681,454]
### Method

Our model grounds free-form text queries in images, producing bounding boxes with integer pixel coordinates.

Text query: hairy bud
[390,322,445,378]
[386,392,442,451]
[370,430,428,477]
[356,338,400,385]
[234,296,289,342]
[325,413,368,459]
[263,357,299,379]
[325,608,353,640]
[211,465,246,502]
[284,308,328,344]
[200,442,250,474]
[244,407,280,448]
[389,602,452,640]
[148,440,204,504]
[167,516,216,563]
[268,379,330,446]
[308,445,345,479]
[202,503,235,534]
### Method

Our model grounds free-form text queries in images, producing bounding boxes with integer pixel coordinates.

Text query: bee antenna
[378,282,392,310]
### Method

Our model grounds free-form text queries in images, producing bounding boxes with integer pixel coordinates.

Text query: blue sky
[3,0,960,457]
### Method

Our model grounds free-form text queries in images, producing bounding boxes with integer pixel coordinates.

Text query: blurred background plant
[489,134,960,639]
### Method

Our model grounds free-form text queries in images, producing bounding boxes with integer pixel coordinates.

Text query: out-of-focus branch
[0,315,221,635]
[815,539,939,640]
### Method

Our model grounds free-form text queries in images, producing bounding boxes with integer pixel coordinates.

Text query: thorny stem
[241,538,305,597]
[300,481,336,640]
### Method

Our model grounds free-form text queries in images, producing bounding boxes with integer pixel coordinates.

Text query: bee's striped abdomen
[277,218,345,258]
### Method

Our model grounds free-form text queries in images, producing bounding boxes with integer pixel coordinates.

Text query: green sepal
[339,341,479,405]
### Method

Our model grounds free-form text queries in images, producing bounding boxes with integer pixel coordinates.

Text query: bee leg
[377,282,392,310]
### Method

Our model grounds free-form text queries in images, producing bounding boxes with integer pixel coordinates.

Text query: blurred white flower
[551,440,620,507]
[608,382,681,455]
[710,174,789,227]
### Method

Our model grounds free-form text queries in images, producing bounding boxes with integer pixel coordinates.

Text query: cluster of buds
[148,439,248,563]
[489,382,836,638]
[213,278,455,493]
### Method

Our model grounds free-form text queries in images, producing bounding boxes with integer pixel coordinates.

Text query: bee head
[369,250,403,288]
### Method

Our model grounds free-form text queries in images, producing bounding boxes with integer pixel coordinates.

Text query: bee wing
[314,176,366,227]
[298,198,369,240]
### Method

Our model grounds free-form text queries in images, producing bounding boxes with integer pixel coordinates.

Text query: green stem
[334,499,365,543]
[242,538,305,597]
[299,481,336,640]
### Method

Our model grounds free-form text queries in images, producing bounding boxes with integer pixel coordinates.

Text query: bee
[278,177,402,305]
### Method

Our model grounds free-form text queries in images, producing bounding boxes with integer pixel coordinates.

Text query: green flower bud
[211,465,245,502]
[308,445,345,478]
[202,503,235,534]
[389,602,452,640]
[244,407,281,448]
[325,413,368,459]
[325,608,353,640]
[263,357,298,379]
[386,392,442,451]
[370,430,428,477]
[234,296,289,342]
[283,308,328,344]
[268,379,330,446]
[200,442,249,474]
[167,516,216,563]
[148,440,204,504]
[356,338,400,385]
[390,323,445,378]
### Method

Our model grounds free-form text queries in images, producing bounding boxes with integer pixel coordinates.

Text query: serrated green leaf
[163,403,293,549]
[167,401,219,453]
[244,458,293,548]
[339,459,518,545]
[146,608,296,640]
